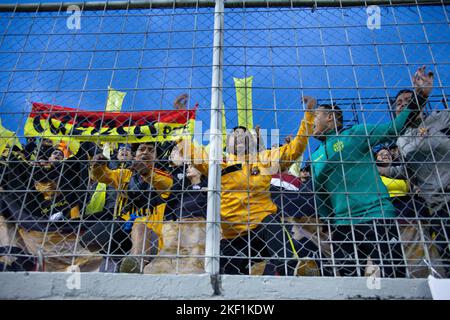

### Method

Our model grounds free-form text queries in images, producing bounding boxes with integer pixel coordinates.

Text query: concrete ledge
[0,272,432,299]
[0,272,214,300]
[220,276,432,300]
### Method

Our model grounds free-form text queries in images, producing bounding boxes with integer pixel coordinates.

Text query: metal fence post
[205,0,224,277]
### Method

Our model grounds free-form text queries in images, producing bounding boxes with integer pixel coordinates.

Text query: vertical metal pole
[205,0,224,276]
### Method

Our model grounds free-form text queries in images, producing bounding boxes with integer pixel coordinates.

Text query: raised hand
[254,124,261,137]
[284,134,293,144]
[413,65,434,98]
[91,153,108,167]
[302,96,317,110]
[173,93,189,110]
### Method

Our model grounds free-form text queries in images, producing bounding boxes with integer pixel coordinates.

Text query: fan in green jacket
[310,67,433,277]
[311,89,428,225]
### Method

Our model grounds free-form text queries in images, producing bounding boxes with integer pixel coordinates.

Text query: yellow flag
[234,76,254,129]
[85,183,107,215]
[106,86,126,112]
[0,118,22,156]
[102,142,112,159]
[104,86,126,155]
[222,104,227,150]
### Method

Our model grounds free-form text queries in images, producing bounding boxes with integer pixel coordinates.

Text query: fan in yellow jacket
[91,142,173,273]
[178,96,316,275]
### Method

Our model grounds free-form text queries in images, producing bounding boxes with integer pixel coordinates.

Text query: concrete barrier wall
[0,272,432,299]
[220,275,432,299]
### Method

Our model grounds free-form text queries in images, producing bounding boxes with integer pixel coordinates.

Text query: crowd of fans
[0,66,448,278]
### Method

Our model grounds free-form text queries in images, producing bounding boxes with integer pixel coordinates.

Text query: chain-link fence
[0,0,449,279]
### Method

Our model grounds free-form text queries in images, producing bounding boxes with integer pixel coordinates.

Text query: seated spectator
[0,141,101,272]
[145,163,207,274]
[375,145,428,220]
[79,171,128,273]
[81,142,174,273]
[172,164,207,220]
[90,142,173,273]
[141,141,207,274]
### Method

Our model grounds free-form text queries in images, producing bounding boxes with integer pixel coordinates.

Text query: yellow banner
[0,118,22,156]
[234,76,254,129]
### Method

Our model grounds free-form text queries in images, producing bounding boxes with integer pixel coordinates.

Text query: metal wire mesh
[0,0,449,279]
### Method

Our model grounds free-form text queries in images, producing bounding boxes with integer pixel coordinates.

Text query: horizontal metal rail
[0,0,448,12]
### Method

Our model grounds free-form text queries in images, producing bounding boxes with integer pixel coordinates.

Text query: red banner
[24,103,196,143]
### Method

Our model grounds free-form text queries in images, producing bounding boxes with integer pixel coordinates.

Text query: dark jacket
[0,142,95,232]
[165,165,207,220]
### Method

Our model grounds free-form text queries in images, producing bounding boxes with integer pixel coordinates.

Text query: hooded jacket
[0,142,94,232]
[384,109,450,212]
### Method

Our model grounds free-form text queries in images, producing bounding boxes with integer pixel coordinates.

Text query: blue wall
[0,3,449,159]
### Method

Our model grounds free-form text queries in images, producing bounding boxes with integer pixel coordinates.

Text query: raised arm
[353,66,433,146]
[259,96,315,172]
[176,138,209,176]
[91,153,132,190]
[282,135,304,177]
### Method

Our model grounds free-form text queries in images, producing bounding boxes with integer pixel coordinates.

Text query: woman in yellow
[375,146,428,219]
[377,148,409,196]
[179,97,315,275]
[91,142,173,273]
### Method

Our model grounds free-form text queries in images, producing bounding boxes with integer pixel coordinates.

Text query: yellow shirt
[381,175,409,198]
[180,111,314,239]
[91,164,173,249]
